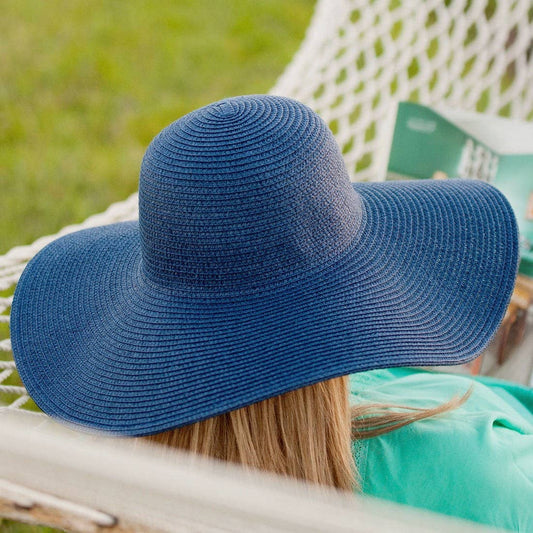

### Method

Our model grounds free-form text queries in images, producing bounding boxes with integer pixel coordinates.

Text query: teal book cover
[386,102,533,276]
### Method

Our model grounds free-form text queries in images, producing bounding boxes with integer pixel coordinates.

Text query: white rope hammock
[1,0,532,530]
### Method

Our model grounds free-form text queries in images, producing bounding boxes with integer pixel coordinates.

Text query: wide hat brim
[11,179,518,436]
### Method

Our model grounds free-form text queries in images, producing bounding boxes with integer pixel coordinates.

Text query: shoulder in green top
[349,368,533,532]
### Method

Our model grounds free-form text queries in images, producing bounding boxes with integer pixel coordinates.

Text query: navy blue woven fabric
[11,95,519,436]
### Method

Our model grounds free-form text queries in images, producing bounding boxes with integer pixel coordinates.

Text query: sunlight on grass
[0,0,314,254]
[0,521,59,533]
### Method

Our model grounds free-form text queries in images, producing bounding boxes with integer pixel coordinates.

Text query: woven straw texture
[9,96,519,435]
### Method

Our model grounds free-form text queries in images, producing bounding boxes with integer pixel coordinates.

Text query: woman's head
[145,376,356,491]
[143,373,472,492]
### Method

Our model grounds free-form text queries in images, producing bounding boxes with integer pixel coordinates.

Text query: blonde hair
[144,375,471,491]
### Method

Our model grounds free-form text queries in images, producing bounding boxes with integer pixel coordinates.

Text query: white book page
[436,106,533,155]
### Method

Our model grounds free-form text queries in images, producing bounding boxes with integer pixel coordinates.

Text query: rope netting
[2,0,533,412]
[272,0,533,179]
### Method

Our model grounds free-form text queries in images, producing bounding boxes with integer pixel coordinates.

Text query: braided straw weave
[8,96,518,436]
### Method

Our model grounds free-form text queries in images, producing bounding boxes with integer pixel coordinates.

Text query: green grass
[0,521,59,533]
[0,2,314,531]
[0,0,314,255]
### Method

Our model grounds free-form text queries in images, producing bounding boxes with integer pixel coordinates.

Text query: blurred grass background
[0,0,314,255]
[0,523,58,533]
[0,1,314,531]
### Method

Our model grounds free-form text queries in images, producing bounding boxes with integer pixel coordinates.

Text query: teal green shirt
[349,368,533,532]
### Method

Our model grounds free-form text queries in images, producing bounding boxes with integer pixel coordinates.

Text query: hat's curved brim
[11,180,518,435]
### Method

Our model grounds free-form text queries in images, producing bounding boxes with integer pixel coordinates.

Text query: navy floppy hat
[11,95,519,436]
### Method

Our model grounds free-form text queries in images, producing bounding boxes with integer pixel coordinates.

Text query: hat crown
[139,95,362,290]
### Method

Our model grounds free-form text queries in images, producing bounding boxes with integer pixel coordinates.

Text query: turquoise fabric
[349,368,533,532]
